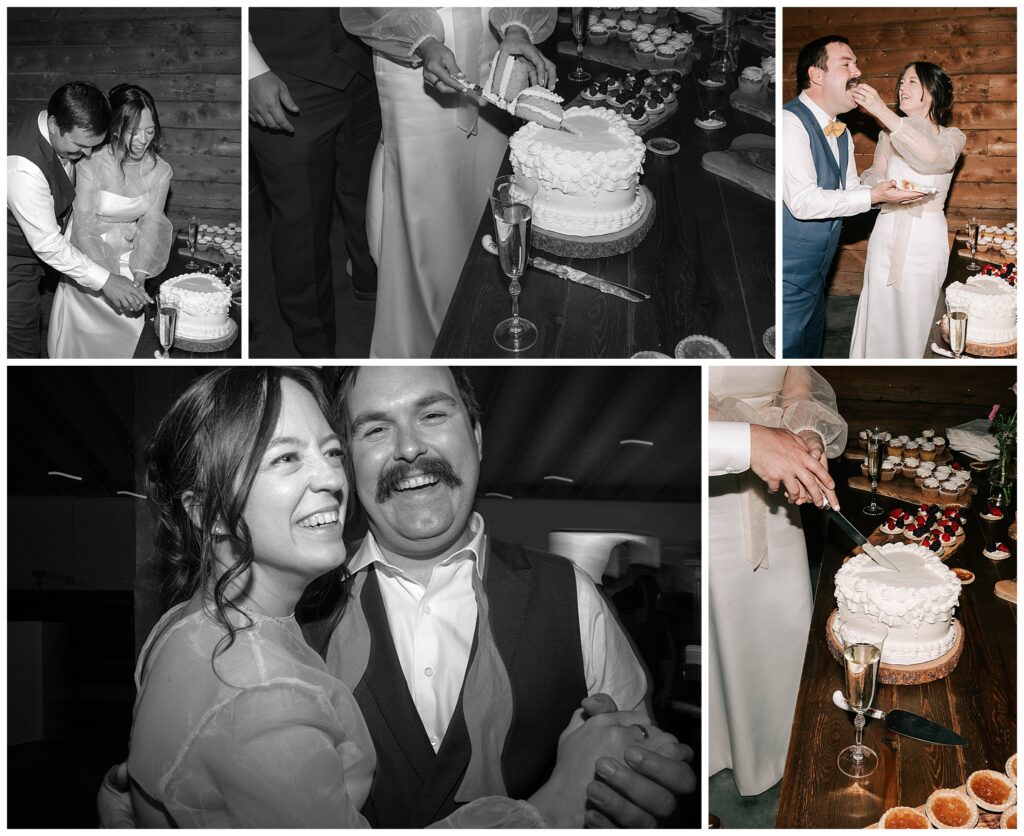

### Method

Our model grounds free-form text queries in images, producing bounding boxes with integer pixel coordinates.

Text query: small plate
[694,116,726,131]
[646,137,680,156]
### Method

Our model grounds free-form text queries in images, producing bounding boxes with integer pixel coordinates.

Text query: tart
[966,769,1017,812]
[880,517,906,536]
[952,567,975,585]
[981,505,1006,522]
[984,542,1013,560]
[1000,806,1016,829]
[925,788,980,829]
[970,461,990,472]
[880,806,930,828]
[1008,753,1018,784]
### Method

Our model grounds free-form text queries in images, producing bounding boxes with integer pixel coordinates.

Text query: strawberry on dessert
[880,517,905,535]
[980,505,1005,521]
[983,542,1012,560]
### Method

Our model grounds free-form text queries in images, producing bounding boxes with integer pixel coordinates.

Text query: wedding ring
[635,724,650,740]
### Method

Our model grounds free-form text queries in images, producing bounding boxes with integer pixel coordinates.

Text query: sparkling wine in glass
[186,215,200,270]
[965,218,980,273]
[569,7,591,82]
[863,431,884,516]
[490,175,538,352]
[837,617,887,779]
[947,306,969,359]
[155,303,177,359]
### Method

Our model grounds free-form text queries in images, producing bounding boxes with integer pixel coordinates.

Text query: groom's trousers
[782,227,841,358]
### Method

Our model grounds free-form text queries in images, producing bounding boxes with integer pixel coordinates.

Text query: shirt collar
[348,511,488,581]
[37,110,51,146]
[799,91,835,130]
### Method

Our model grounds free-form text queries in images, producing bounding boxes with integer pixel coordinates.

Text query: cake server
[820,499,901,572]
[832,691,966,746]
[482,235,649,302]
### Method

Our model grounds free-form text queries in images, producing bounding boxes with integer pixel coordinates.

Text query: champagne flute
[947,303,969,359]
[155,298,178,359]
[837,616,887,779]
[569,7,591,82]
[863,430,884,516]
[186,215,200,270]
[965,218,980,273]
[490,175,538,352]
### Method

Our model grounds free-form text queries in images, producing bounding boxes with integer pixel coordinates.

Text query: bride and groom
[782,35,964,359]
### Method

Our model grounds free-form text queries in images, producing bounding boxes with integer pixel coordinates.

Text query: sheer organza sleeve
[776,367,848,458]
[889,117,965,175]
[339,8,446,65]
[68,156,121,275]
[488,8,558,43]
[858,130,891,188]
[128,159,173,279]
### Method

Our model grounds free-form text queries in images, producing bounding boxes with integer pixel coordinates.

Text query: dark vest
[355,540,588,827]
[249,9,373,91]
[782,97,851,291]
[7,112,76,263]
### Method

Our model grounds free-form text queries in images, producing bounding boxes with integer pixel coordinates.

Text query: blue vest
[354,540,588,827]
[782,97,850,293]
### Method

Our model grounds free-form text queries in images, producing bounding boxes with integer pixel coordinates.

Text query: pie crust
[966,769,1017,812]
[925,788,979,829]
[880,806,930,828]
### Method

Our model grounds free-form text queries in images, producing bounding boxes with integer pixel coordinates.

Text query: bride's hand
[415,37,465,94]
[851,82,889,120]
[498,25,555,90]
[528,710,676,827]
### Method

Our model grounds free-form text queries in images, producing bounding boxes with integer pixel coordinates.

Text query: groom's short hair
[47,81,110,137]
[796,35,850,91]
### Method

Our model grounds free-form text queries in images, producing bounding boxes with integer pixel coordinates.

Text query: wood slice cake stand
[940,316,1016,358]
[826,610,964,685]
[847,475,976,507]
[173,318,238,353]
[533,185,655,258]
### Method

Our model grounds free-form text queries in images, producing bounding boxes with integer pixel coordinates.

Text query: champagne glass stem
[853,711,865,761]
[509,279,523,334]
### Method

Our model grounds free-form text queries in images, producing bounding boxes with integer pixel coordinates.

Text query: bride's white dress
[339,8,556,358]
[849,117,965,358]
[47,146,173,358]
[708,367,847,795]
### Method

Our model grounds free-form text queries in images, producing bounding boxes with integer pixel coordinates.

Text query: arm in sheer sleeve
[339,8,446,66]
[858,131,891,188]
[775,367,848,458]
[67,155,122,278]
[488,8,558,43]
[889,118,965,175]
[128,160,173,279]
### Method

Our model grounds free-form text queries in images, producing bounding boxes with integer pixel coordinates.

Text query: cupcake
[901,460,918,479]
[979,235,993,252]
[196,236,210,251]
[939,480,960,502]
[653,26,672,38]
[858,429,870,449]
[650,32,669,45]
[621,7,640,21]
[922,477,941,498]
[738,66,765,98]
[880,461,896,481]
[603,7,623,22]
[635,22,655,35]
[920,442,936,461]
[904,440,919,456]
[655,45,677,67]
[630,30,650,50]
[635,41,657,66]
[933,436,946,453]
[617,18,637,40]
[914,466,931,487]
[860,462,870,478]
[922,429,935,440]
[886,438,904,458]
[640,7,659,23]
[588,23,610,45]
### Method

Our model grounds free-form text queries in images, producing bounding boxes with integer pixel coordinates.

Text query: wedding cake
[509,106,646,236]
[944,276,1017,345]
[159,273,233,341]
[834,543,961,665]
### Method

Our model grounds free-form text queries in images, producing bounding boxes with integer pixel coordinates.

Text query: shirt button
[423,604,432,615]
[424,667,434,677]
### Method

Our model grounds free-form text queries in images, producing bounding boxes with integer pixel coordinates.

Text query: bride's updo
[896,62,953,126]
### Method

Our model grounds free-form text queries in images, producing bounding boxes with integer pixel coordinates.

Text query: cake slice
[512,86,569,130]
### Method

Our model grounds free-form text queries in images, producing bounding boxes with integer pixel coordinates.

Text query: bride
[48,84,173,358]
[848,63,965,358]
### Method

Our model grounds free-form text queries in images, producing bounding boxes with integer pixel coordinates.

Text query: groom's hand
[871,179,925,206]
[249,71,299,132]
[750,425,839,509]
[101,273,151,314]
[97,762,135,827]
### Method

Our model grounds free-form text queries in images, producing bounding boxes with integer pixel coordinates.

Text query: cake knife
[482,235,649,302]
[832,691,967,746]
[820,499,901,572]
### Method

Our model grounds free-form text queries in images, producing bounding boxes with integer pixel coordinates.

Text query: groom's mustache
[375,456,462,503]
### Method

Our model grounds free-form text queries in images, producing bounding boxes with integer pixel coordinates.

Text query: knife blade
[821,499,901,572]
[832,691,966,746]
[482,235,649,302]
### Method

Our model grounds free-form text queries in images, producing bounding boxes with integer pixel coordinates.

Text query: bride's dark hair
[896,62,953,127]
[146,367,348,656]
[108,83,162,174]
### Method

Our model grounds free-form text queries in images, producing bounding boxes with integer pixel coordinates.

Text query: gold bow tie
[823,119,846,138]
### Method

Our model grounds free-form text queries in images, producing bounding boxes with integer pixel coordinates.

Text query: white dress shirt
[782,91,872,221]
[6,111,109,290]
[248,35,270,80]
[709,421,751,476]
[348,513,648,751]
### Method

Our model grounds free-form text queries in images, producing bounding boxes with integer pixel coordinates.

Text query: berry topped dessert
[980,505,1005,521]
[983,541,1012,560]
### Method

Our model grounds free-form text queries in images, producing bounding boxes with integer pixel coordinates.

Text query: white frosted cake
[159,273,233,341]
[834,543,961,665]
[944,276,1017,344]
[509,106,646,236]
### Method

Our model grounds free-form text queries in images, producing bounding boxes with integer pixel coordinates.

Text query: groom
[782,36,922,358]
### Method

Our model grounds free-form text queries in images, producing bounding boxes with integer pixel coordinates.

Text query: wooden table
[433,31,774,358]
[925,242,1017,358]
[133,246,241,359]
[776,447,1017,828]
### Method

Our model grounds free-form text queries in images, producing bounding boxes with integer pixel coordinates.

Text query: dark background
[7,365,701,827]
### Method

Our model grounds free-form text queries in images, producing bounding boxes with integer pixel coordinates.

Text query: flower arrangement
[987,385,1017,506]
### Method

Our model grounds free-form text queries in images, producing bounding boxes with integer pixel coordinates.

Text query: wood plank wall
[783,7,1017,296]
[819,366,1017,437]
[7,8,241,228]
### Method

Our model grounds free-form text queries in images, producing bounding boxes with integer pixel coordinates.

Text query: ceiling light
[543,475,575,484]
[484,492,514,500]
[47,471,82,481]
[116,491,147,499]
[620,439,654,447]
